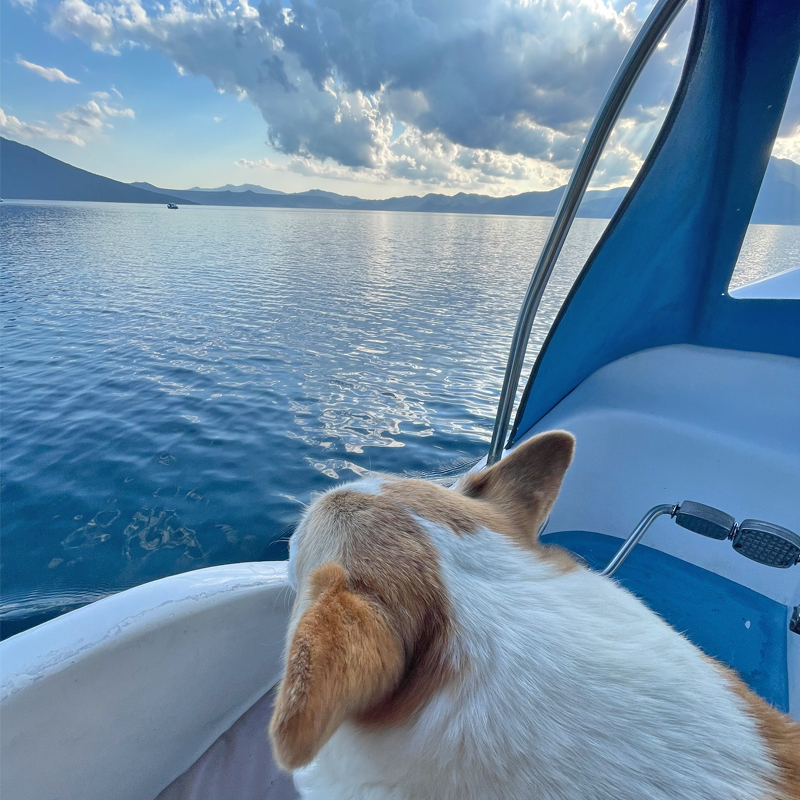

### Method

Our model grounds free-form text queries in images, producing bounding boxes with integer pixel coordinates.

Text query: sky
[2,0,799,199]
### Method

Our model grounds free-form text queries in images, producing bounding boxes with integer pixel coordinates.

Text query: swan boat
[1,0,799,798]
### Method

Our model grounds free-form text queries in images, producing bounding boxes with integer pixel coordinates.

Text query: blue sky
[2,0,798,198]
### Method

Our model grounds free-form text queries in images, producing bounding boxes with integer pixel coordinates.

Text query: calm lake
[1,202,796,635]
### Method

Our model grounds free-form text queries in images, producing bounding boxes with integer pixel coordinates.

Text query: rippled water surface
[0,202,794,634]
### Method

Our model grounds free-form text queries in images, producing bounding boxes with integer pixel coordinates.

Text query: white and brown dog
[270,431,800,799]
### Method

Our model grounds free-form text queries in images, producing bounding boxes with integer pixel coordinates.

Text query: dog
[269,430,800,799]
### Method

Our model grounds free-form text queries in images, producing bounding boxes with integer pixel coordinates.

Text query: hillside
[0,138,629,215]
[751,157,800,225]
[129,186,344,208]
[137,181,627,217]
[188,183,285,195]
[2,138,798,224]
[0,139,193,205]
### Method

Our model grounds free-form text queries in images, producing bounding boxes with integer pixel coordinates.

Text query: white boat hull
[0,562,292,800]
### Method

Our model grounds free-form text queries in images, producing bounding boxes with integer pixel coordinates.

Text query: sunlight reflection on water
[0,202,792,632]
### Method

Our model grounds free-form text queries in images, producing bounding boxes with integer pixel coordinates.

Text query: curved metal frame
[600,504,678,577]
[487,0,689,465]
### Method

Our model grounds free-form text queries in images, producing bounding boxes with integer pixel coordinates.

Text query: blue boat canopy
[511,0,800,445]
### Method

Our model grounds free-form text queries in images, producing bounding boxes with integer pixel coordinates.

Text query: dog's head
[269,430,575,769]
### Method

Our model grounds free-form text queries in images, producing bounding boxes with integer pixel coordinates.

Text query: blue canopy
[511,0,800,444]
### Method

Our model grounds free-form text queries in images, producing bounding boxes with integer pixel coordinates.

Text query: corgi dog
[270,430,800,800]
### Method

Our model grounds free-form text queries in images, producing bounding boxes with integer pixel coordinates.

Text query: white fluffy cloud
[16,55,80,83]
[0,108,84,145]
[49,0,696,189]
[0,96,135,146]
[237,127,571,189]
[774,131,800,163]
[772,68,800,162]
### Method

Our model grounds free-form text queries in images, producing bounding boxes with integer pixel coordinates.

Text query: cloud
[0,108,84,145]
[237,157,273,169]
[772,69,800,162]
[49,0,696,188]
[50,0,122,53]
[381,127,570,188]
[89,90,134,116]
[773,130,800,163]
[213,116,223,122]
[0,96,135,146]
[56,98,135,133]
[100,103,135,118]
[236,132,571,192]
[9,0,36,11]
[16,55,80,84]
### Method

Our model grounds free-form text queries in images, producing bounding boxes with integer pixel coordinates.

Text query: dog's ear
[459,430,574,541]
[269,563,404,770]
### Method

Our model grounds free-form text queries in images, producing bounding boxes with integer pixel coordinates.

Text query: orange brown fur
[459,430,575,539]
[271,492,454,768]
[379,476,579,573]
[378,431,579,573]
[269,563,405,769]
[271,430,579,769]
[720,664,800,799]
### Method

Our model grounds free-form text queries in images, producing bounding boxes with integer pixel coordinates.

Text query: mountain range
[1,138,190,206]
[187,183,285,194]
[2,137,798,224]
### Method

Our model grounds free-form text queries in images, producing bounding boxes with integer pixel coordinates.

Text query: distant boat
[167,203,178,209]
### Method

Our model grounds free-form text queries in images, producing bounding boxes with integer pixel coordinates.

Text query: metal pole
[487,0,689,465]
[601,504,677,577]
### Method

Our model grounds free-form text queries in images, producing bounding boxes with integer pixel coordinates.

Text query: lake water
[0,202,795,636]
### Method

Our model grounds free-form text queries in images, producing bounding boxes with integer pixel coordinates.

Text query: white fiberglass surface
[0,562,293,800]
[529,345,799,605]
[729,265,800,299]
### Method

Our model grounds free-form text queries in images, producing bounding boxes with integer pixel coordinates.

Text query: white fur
[342,476,385,496]
[288,479,385,591]
[292,511,776,800]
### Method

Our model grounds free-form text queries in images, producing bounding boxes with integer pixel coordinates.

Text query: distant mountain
[296,188,362,205]
[188,183,285,195]
[347,186,627,218]
[131,181,288,197]
[124,158,800,221]
[751,157,800,225]
[139,180,626,217]
[0,139,192,206]
[132,186,346,208]
[129,181,176,194]
[3,139,798,224]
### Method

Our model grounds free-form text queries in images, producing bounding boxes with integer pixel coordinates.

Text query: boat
[167,203,179,209]
[1,0,798,798]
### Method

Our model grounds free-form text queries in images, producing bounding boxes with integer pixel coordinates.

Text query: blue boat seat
[541,531,790,712]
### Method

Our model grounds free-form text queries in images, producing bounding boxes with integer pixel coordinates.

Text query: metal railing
[487,0,689,465]
[599,501,800,578]
[600,504,677,577]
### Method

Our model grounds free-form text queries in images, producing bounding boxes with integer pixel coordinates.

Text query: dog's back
[271,431,800,800]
